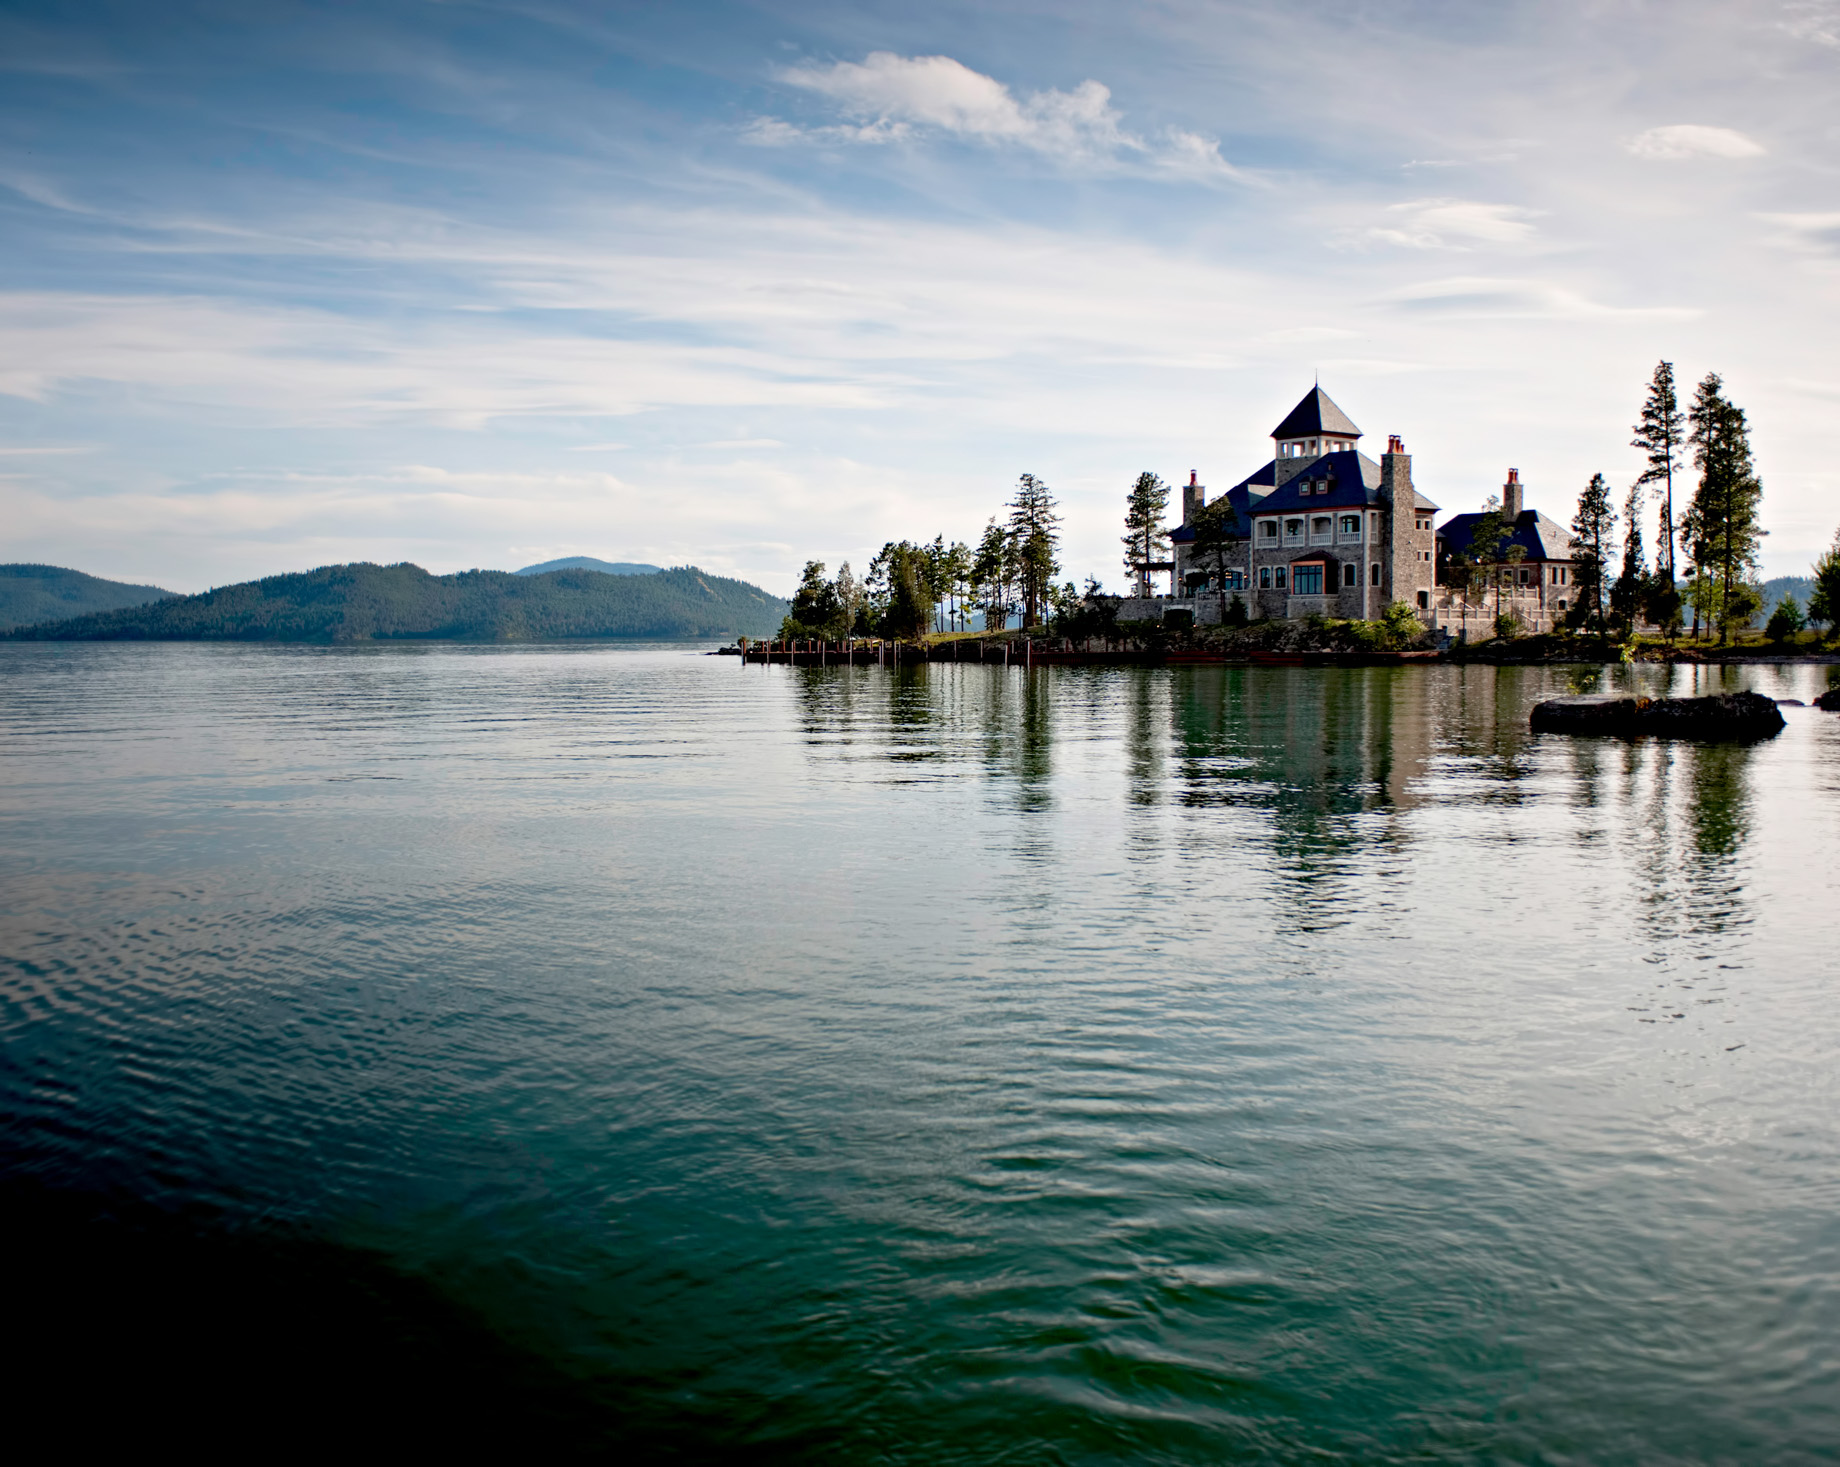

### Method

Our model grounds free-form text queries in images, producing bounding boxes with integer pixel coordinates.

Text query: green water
[1,645,1836,1460]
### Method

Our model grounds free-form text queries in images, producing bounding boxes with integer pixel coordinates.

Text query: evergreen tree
[783,559,842,639]
[1808,527,1840,629]
[1631,360,1685,583]
[1685,373,1764,644]
[1765,596,1804,642]
[867,541,936,640]
[973,518,1015,631]
[1569,472,1616,638]
[834,560,863,637]
[1121,471,1170,596]
[1610,481,1648,635]
[1008,474,1061,628]
[1190,496,1240,601]
[1462,494,1512,612]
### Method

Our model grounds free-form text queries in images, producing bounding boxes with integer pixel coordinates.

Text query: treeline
[2,562,788,642]
[1564,363,1826,644]
[780,474,1074,640]
[0,563,176,631]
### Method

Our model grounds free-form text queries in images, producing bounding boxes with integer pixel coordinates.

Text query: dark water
[2,644,1837,1461]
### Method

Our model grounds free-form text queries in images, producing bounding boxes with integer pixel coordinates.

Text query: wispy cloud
[1780,0,1840,46]
[758,52,1250,183]
[1364,199,1543,250]
[1388,276,1696,320]
[1626,124,1766,160]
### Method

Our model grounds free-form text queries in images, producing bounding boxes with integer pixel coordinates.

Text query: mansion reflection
[783,660,1765,943]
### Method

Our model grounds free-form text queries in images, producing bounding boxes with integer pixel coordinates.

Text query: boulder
[1530,691,1785,740]
[1815,689,1840,712]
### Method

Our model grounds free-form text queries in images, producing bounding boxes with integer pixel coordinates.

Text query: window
[1274,567,1287,589]
[1312,517,1332,536]
[1285,519,1303,540]
[1259,566,1271,588]
[1371,563,1381,586]
[1260,520,1277,539]
[1557,597,1568,610]
[1340,515,1360,536]
[1291,563,1322,595]
[1342,563,1356,587]
[1518,568,1531,585]
[1417,590,1429,609]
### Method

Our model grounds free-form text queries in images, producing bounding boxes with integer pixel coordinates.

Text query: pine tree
[1808,527,1840,629]
[1190,496,1239,602]
[1631,360,1685,583]
[1685,373,1764,644]
[1008,474,1061,628]
[1569,472,1616,638]
[1610,481,1648,634]
[1121,471,1170,597]
[973,518,1014,631]
[1463,494,1511,612]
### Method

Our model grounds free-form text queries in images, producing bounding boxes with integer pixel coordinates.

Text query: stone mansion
[1157,387,1578,635]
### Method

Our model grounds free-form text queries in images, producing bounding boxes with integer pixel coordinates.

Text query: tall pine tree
[1008,474,1062,629]
[1631,360,1685,583]
[1610,481,1648,634]
[1121,471,1170,597]
[1685,373,1764,644]
[1569,472,1616,639]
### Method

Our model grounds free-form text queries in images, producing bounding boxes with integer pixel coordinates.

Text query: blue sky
[2,0,1836,593]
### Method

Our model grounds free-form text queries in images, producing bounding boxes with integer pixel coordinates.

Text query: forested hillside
[515,556,662,576]
[3,562,786,642]
[0,564,175,630]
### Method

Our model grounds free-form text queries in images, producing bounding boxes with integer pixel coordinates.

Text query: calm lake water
[2,643,1837,1461]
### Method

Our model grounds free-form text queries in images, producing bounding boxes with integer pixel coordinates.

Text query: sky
[2,0,1837,596]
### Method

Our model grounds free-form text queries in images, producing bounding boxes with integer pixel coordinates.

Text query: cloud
[1758,211,1840,254]
[1388,276,1695,320]
[1626,124,1766,160]
[1780,1,1840,47]
[741,116,909,147]
[1365,199,1542,250]
[763,52,1248,182]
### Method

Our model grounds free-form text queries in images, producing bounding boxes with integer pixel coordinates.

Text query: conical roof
[1270,387,1361,441]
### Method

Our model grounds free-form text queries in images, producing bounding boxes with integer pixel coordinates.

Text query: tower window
[1370,563,1381,586]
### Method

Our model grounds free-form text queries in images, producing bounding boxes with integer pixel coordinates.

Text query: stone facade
[1432,469,1578,637]
[1172,389,1439,626]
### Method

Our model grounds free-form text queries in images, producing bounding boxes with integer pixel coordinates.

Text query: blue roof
[1438,509,1574,562]
[1171,481,1264,543]
[1252,451,1386,513]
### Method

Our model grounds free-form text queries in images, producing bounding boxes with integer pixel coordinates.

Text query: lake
[2,643,1836,1461]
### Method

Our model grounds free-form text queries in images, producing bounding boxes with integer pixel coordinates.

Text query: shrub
[1380,600,1423,649]
[1765,596,1805,642]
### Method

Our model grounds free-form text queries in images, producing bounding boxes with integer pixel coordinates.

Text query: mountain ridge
[514,556,662,576]
[2,561,785,642]
[0,563,177,631]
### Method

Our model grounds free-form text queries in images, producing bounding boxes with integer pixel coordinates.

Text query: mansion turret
[1169,387,1440,622]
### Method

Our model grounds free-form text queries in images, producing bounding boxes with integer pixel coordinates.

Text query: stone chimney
[1381,436,1409,502]
[1503,467,1523,521]
[1181,469,1205,526]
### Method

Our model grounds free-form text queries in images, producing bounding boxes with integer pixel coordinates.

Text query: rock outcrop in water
[1530,691,1785,740]
[1815,689,1840,712]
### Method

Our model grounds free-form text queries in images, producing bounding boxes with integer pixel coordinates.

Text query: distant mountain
[1756,576,1816,626]
[515,556,663,576]
[3,562,787,643]
[0,563,176,631]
